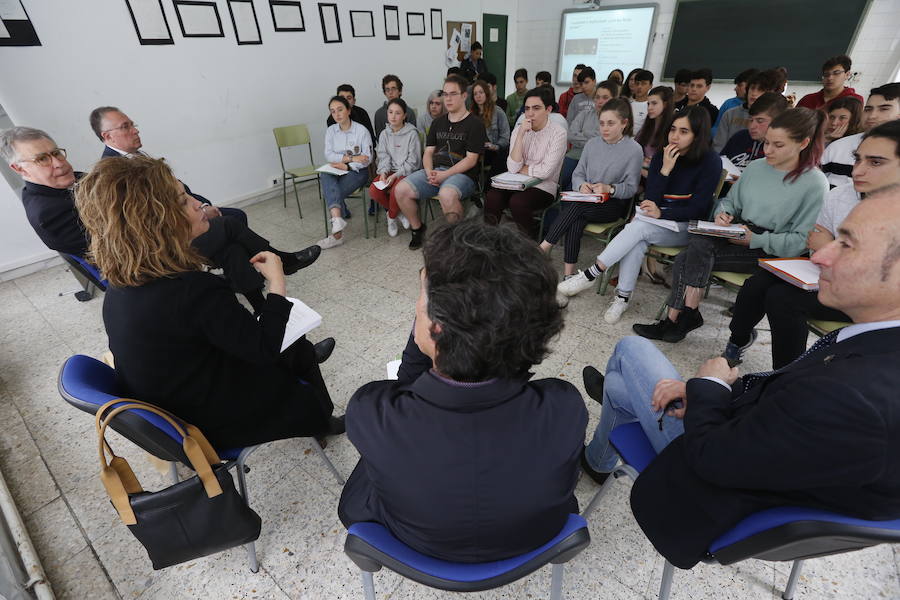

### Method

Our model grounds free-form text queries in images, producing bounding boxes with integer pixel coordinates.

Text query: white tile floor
[1,187,898,600]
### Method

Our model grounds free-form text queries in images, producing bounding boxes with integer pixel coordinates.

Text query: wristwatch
[609,185,616,196]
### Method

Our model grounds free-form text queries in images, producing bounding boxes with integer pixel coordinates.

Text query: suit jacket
[21,177,87,256]
[630,327,900,569]
[339,334,587,563]
[101,146,213,206]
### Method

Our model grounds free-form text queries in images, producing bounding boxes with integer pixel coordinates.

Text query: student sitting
[722,121,900,368]
[674,68,718,125]
[712,68,759,134]
[797,55,865,110]
[370,99,421,238]
[633,108,828,343]
[712,69,781,152]
[634,86,675,178]
[672,68,691,105]
[822,83,900,187]
[505,68,529,126]
[607,68,625,85]
[472,80,511,176]
[338,219,587,563]
[720,92,790,174]
[620,68,641,99]
[318,96,373,249]
[559,80,618,192]
[516,72,554,122]
[395,75,487,249]
[325,84,375,144]
[539,99,643,279]
[75,156,343,449]
[824,96,864,145]
[557,64,585,118]
[373,75,417,138]
[484,87,567,238]
[557,107,721,323]
[536,71,552,87]
[416,89,446,138]
[481,72,507,113]
[566,67,598,125]
[460,41,487,78]
[629,69,654,134]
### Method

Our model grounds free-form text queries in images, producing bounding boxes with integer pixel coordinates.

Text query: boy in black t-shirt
[395,74,487,249]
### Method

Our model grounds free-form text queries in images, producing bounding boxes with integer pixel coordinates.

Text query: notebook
[758,258,820,291]
[634,207,680,232]
[720,155,742,181]
[490,171,542,191]
[688,220,746,239]
[316,164,348,176]
[560,191,609,203]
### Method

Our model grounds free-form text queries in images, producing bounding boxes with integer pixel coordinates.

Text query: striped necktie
[740,328,842,392]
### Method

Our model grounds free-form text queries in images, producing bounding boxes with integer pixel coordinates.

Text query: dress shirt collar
[837,320,900,343]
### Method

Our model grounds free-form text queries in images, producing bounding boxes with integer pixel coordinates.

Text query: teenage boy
[326,83,375,143]
[822,83,900,187]
[566,67,598,125]
[720,92,790,173]
[374,75,417,138]
[712,69,780,152]
[536,71,552,87]
[629,69,654,134]
[481,72,507,112]
[394,74,487,249]
[506,68,529,125]
[461,41,487,78]
[712,68,759,134]
[672,68,691,104]
[558,64,585,118]
[674,68,718,124]
[797,55,864,110]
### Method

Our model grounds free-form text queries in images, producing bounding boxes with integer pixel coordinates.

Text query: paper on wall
[489,27,498,42]
[460,22,472,52]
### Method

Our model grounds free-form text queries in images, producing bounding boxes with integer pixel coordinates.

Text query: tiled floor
[1,188,898,599]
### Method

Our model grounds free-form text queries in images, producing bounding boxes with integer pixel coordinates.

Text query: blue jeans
[584,336,685,472]
[597,219,689,295]
[559,156,579,192]
[320,169,368,210]
[403,168,478,201]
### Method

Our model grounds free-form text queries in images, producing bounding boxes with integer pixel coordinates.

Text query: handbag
[95,399,262,570]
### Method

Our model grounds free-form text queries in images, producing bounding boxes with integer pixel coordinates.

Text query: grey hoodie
[376,122,423,176]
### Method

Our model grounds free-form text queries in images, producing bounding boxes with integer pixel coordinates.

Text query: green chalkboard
[662,0,870,83]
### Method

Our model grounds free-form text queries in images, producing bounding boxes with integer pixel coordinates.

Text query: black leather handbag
[95,399,261,570]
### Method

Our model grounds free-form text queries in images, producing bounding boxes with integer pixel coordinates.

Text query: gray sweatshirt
[567,108,599,159]
[485,108,511,149]
[571,135,643,200]
[712,105,749,152]
[375,122,422,176]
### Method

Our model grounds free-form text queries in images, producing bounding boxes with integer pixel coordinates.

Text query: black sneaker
[580,446,611,486]
[633,318,677,340]
[662,308,704,343]
[721,329,758,367]
[409,224,427,250]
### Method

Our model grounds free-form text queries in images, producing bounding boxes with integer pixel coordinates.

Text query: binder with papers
[758,258,820,291]
[490,171,542,191]
[688,220,746,239]
[560,191,609,203]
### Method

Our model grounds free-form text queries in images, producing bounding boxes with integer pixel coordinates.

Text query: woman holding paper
[319,95,373,249]
[370,98,421,237]
[556,106,721,323]
[633,107,828,343]
[76,157,343,449]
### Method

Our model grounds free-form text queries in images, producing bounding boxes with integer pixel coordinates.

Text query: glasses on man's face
[103,121,137,134]
[822,69,846,79]
[18,148,66,167]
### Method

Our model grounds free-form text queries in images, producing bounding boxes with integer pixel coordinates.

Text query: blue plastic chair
[59,253,107,302]
[57,354,345,572]
[582,422,900,599]
[344,513,590,599]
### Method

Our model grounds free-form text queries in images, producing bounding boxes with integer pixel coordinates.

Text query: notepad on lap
[720,155,742,181]
[279,297,323,352]
[634,208,680,232]
[688,220,746,239]
[560,191,609,203]
[316,164,348,176]
[490,171,542,191]
[758,258,820,291]
[373,180,390,190]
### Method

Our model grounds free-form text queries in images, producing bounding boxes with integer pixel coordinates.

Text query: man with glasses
[373,75,417,139]
[797,55,864,110]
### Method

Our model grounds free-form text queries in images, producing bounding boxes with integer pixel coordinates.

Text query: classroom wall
[515,0,900,107]
[0,0,517,277]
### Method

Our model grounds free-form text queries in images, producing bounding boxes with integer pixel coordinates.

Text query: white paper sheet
[634,208,680,232]
[373,180,390,190]
[386,359,401,380]
[272,4,303,29]
[316,164,348,176]
[279,297,322,352]
[0,0,27,20]
[720,155,742,181]
[128,0,171,39]
[230,1,259,43]
[489,27,498,42]
[177,3,220,36]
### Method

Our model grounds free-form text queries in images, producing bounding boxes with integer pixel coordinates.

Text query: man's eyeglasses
[102,121,137,133]
[18,148,66,167]
[822,69,847,79]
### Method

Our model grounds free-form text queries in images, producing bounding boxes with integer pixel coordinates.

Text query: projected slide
[557,6,656,84]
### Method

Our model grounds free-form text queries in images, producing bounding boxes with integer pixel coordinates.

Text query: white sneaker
[604,296,630,324]
[331,216,347,234]
[387,217,399,237]
[556,291,569,308]
[317,235,344,249]
[398,213,410,229]
[557,270,595,297]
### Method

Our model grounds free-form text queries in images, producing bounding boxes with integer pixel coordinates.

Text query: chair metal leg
[581,470,618,519]
[549,563,565,600]
[235,451,260,573]
[655,300,667,321]
[169,462,179,485]
[292,179,303,218]
[659,560,675,600]
[781,559,804,600]
[282,178,287,207]
[362,189,371,239]
[360,571,376,600]
[312,440,345,485]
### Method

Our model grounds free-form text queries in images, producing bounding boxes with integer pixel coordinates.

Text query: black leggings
[542,198,628,264]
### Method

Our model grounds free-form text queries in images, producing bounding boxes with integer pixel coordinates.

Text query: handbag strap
[95,399,224,525]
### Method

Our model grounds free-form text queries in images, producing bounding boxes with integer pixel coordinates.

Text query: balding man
[579,186,900,569]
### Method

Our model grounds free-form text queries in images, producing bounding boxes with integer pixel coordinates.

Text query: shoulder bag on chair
[95,399,261,570]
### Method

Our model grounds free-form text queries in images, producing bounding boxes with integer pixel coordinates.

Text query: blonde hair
[75,156,204,287]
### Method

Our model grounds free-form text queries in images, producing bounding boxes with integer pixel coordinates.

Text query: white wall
[515,0,900,107]
[0,0,517,277]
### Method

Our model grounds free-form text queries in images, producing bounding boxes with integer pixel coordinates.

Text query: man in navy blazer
[338,220,587,563]
[580,186,900,569]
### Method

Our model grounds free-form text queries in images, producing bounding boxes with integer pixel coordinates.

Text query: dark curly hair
[421,219,563,381]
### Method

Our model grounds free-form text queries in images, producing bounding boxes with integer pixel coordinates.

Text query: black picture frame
[383,5,399,41]
[406,11,425,36]
[226,0,262,44]
[430,8,442,40]
[349,10,374,38]
[269,0,305,32]
[173,0,224,38]
[122,0,173,46]
[317,3,341,43]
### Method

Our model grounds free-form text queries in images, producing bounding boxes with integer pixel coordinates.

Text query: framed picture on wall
[383,5,399,41]
[226,0,262,44]
[350,10,374,38]
[269,0,304,32]
[123,0,173,45]
[173,0,224,38]
[430,8,442,40]
[318,3,341,44]
[406,12,425,36]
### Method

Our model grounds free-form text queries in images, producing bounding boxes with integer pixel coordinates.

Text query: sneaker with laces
[316,235,344,249]
[557,270,595,297]
[603,296,630,324]
[331,216,347,234]
[386,217,399,237]
[556,291,569,308]
[398,213,410,229]
[409,224,427,250]
[633,318,676,340]
[722,329,758,367]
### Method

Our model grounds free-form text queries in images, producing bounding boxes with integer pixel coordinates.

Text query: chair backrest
[713,168,729,200]
[273,124,311,148]
[57,354,190,464]
[609,422,657,473]
[60,253,107,290]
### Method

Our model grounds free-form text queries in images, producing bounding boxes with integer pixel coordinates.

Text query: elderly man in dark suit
[580,185,900,569]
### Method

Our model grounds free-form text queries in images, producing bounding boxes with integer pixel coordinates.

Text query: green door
[482,13,508,98]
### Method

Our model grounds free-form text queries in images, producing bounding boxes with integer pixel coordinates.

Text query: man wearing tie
[579,185,900,569]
